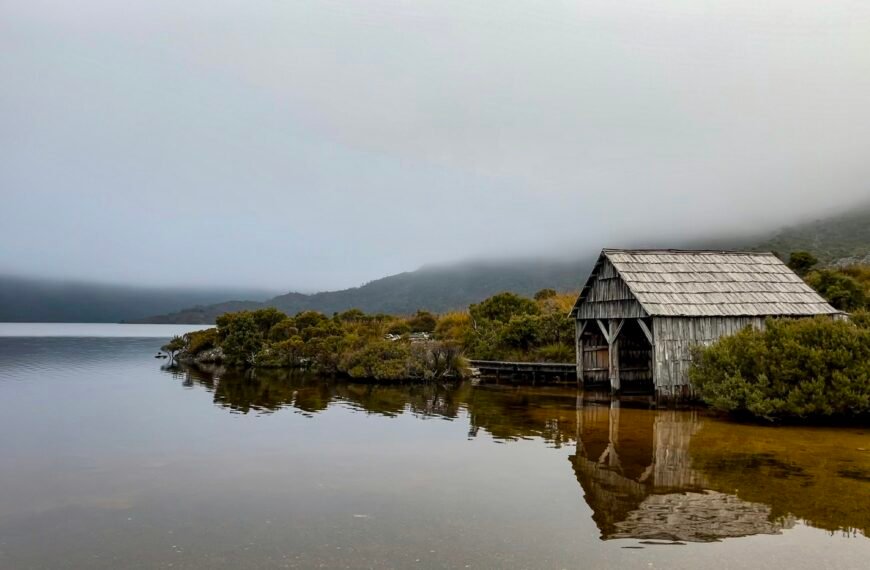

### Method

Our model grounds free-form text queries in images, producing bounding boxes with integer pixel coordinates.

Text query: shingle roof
[581,249,841,317]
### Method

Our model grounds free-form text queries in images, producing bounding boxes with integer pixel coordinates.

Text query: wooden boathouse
[570,249,842,399]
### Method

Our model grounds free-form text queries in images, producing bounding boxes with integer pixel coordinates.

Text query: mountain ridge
[3,204,868,324]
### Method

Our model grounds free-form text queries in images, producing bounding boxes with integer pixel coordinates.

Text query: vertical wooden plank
[575,320,585,385]
[612,336,621,392]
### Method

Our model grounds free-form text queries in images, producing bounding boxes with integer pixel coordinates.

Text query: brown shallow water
[0,327,868,569]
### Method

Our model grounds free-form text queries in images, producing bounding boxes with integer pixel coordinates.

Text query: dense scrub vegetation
[174,289,577,381]
[689,314,870,421]
[786,251,869,312]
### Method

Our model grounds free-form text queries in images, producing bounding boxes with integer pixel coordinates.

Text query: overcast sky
[2,1,869,291]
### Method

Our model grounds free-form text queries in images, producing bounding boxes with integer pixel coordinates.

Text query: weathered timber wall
[652,317,766,399]
[575,258,647,320]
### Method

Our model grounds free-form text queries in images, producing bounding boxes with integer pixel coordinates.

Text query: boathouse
[570,249,842,398]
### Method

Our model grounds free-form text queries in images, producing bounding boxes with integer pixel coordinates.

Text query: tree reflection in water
[164,364,869,542]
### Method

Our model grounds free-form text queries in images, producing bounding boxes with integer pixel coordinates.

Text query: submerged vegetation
[175,289,578,381]
[690,314,870,421]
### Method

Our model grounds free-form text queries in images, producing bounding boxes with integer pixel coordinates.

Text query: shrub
[852,310,870,330]
[341,340,412,381]
[386,320,412,335]
[534,288,557,301]
[689,317,870,421]
[249,308,290,335]
[434,312,474,344]
[787,251,818,276]
[408,310,437,333]
[221,313,265,367]
[499,314,542,350]
[268,319,298,342]
[256,336,305,368]
[409,341,470,380]
[336,309,366,323]
[295,311,330,335]
[470,292,539,324]
[184,328,218,354]
[805,269,866,311]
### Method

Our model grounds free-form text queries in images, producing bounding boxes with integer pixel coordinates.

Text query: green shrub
[221,313,265,367]
[852,310,870,330]
[787,251,818,276]
[689,317,870,421]
[185,328,218,354]
[805,269,866,311]
[533,288,557,301]
[470,292,539,324]
[386,320,412,335]
[499,314,542,350]
[340,340,412,381]
[408,310,437,333]
[268,319,298,342]
[256,336,305,368]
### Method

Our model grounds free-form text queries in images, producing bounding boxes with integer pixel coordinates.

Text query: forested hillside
[753,204,870,265]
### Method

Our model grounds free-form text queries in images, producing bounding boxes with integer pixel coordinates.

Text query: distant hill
[130,257,593,324]
[751,204,870,265]
[6,204,868,324]
[132,204,870,325]
[0,276,275,323]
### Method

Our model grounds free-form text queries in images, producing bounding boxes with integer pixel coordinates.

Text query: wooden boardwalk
[468,360,577,384]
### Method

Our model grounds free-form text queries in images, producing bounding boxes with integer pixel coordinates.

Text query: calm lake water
[0,324,868,569]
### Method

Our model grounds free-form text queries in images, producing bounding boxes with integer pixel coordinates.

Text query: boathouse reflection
[570,402,793,542]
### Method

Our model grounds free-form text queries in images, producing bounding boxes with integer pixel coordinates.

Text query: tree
[249,308,289,335]
[268,318,299,342]
[336,308,366,323]
[470,292,539,324]
[408,310,437,333]
[294,311,329,333]
[161,336,185,361]
[499,315,542,350]
[787,251,819,276]
[805,269,866,311]
[221,313,264,367]
[534,288,557,301]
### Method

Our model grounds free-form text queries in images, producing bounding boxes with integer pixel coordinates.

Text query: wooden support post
[596,319,611,343]
[637,318,653,346]
[575,320,587,385]
[608,319,624,393]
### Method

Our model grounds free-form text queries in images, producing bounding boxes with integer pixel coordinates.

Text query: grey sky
[2,1,869,290]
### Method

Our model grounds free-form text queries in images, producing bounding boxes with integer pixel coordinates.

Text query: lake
[0,324,868,569]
